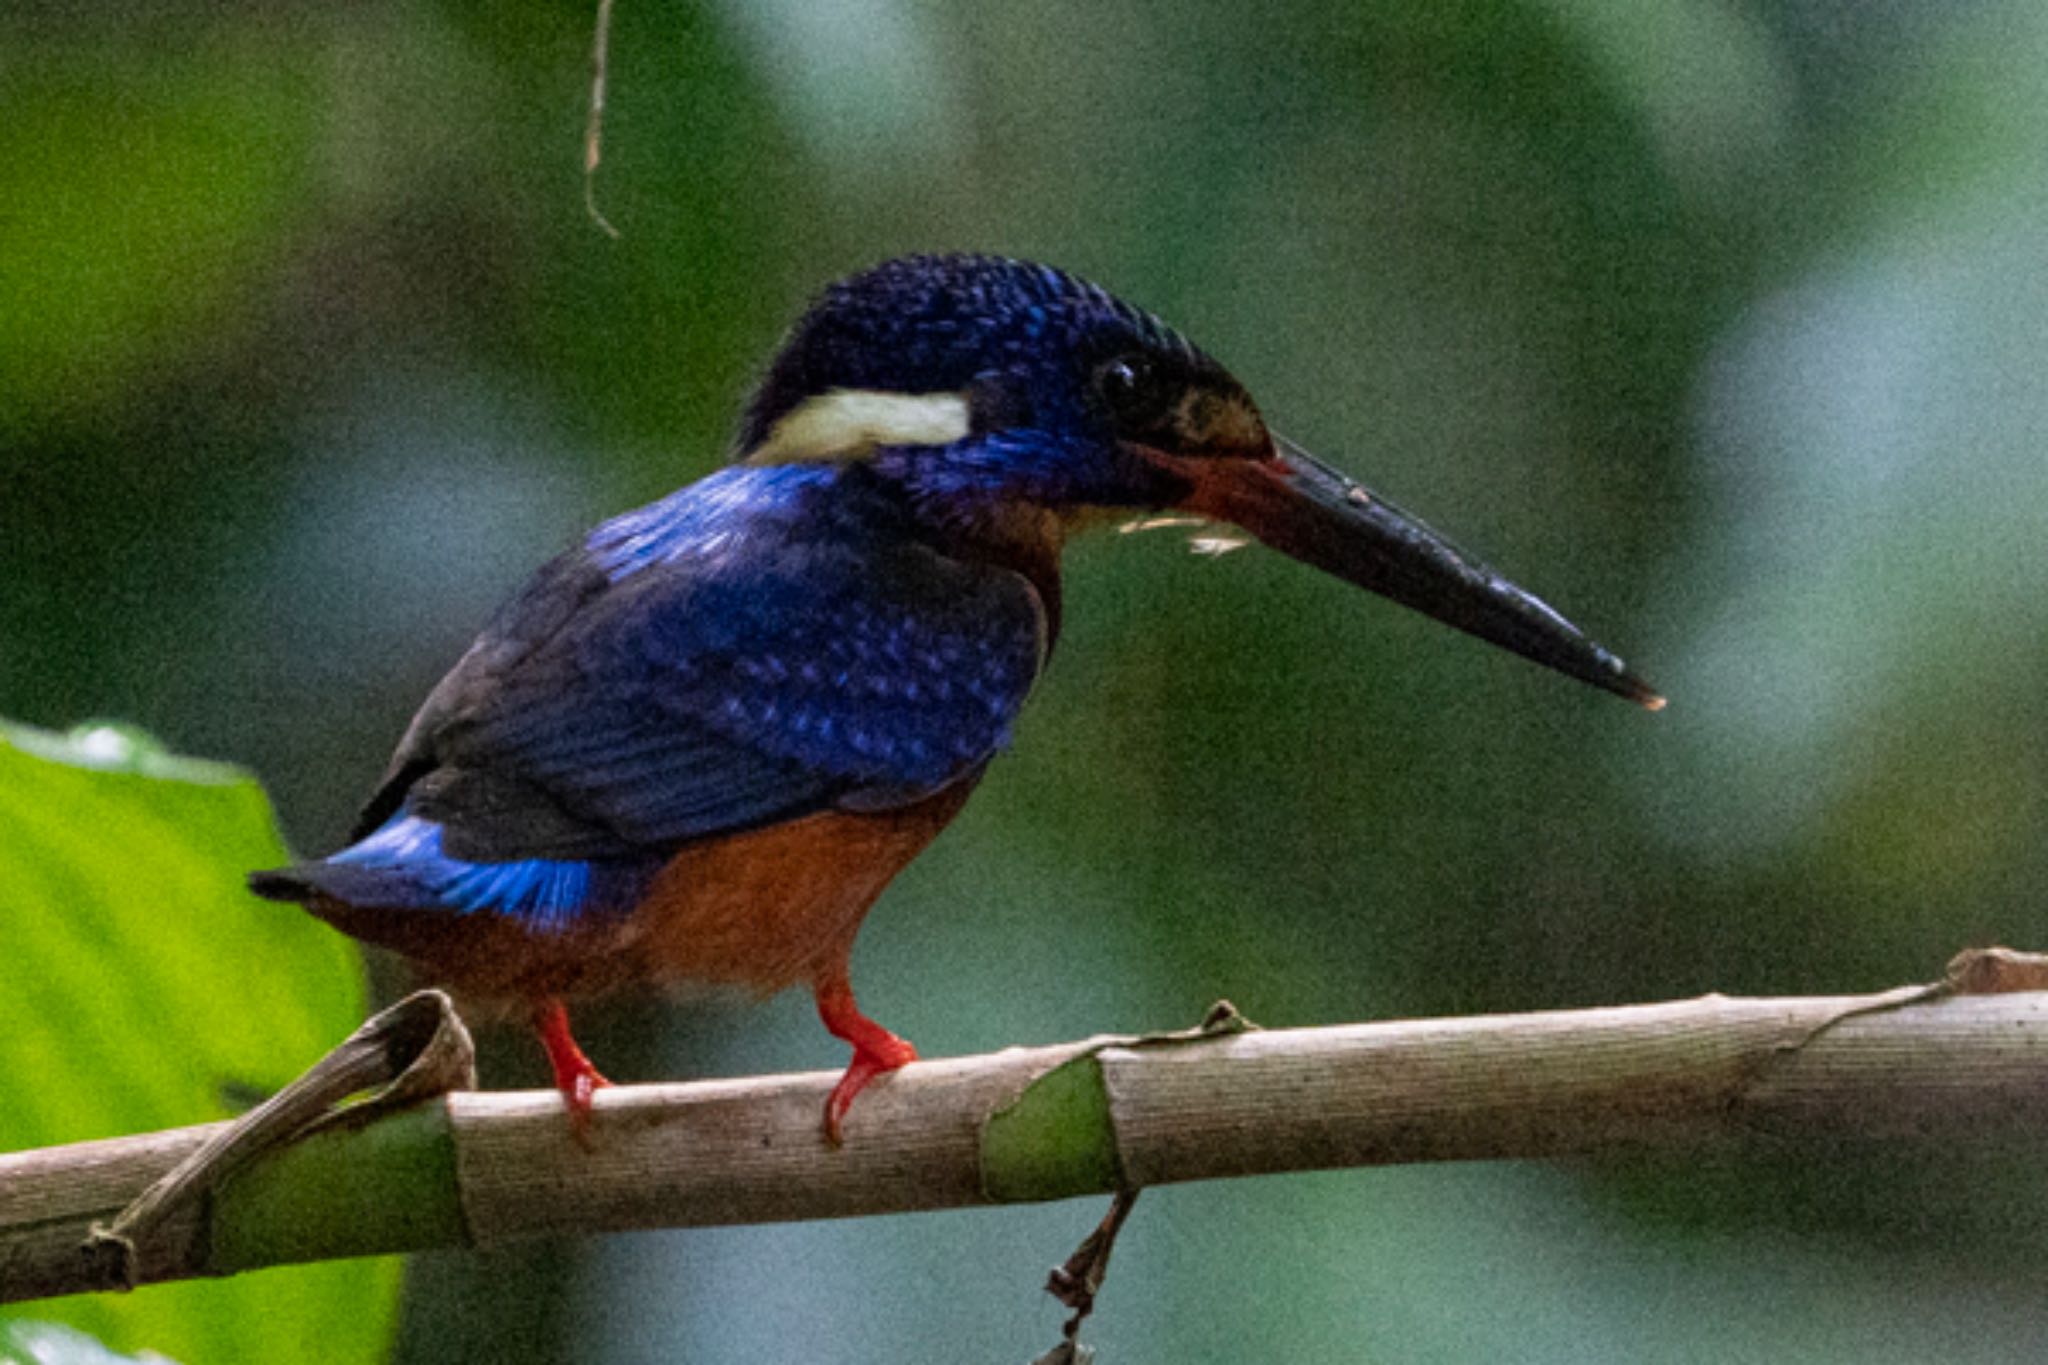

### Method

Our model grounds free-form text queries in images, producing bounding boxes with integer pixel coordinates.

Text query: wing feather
[374,466,1046,863]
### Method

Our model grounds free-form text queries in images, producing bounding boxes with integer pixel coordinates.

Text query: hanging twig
[1035,1189,1141,1363]
[583,0,621,239]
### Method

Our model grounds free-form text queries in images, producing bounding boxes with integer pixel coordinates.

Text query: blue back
[303,462,1047,929]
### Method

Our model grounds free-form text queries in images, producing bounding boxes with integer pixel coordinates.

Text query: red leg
[813,961,917,1144]
[531,998,610,1144]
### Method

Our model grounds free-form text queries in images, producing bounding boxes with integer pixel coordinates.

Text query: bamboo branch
[6,951,2048,1306]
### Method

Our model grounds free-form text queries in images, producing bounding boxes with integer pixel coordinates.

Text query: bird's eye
[1094,353,1170,428]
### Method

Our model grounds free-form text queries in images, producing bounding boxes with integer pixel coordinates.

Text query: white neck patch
[746,388,971,465]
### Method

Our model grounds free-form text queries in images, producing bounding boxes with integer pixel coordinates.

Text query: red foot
[532,998,611,1146]
[815,968,917,1145]
[823,1033,918,1145]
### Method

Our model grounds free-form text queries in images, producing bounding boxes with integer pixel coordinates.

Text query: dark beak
[1177,434,1664,709]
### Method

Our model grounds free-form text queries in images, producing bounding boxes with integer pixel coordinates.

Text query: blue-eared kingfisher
[251,254,1663,1142]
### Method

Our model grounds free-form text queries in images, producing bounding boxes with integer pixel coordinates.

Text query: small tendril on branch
[584,0,621,239]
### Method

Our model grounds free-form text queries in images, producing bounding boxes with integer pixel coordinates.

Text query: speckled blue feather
[586,464,836,584]
[282,458,1047,927]
[564,462,1040,797]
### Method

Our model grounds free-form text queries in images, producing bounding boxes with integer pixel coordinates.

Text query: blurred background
[7,0,2048,1359]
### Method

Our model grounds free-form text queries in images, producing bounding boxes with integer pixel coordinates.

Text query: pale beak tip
[1599,655,1665,711]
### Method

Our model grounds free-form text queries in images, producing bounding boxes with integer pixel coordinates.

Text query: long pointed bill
[1175,434,1664,709]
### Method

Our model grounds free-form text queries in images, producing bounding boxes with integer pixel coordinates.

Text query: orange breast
[630,781,975,994]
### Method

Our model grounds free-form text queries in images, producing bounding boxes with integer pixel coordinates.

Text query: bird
[250,253,1663,1143]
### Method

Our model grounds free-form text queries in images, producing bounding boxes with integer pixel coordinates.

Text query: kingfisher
[251,254,1662,1142]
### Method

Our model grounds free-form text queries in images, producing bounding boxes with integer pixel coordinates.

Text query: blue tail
[248,814,655,934]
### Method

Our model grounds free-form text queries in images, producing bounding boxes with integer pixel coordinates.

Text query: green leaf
[980,1054,1118,1204]
[0,721,397,1365]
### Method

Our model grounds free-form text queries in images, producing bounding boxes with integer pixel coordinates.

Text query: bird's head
[738,254,1661,708]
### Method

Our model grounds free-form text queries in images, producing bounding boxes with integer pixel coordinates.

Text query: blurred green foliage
[0,724,394,1363]
[6,1,2048,1361]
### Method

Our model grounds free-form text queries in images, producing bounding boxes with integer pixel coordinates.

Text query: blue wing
[343,464,1047,877]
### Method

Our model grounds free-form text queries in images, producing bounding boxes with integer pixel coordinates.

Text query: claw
[532,998,611,1147]
[814,964,916,1144]
[822,1032,917,1144]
